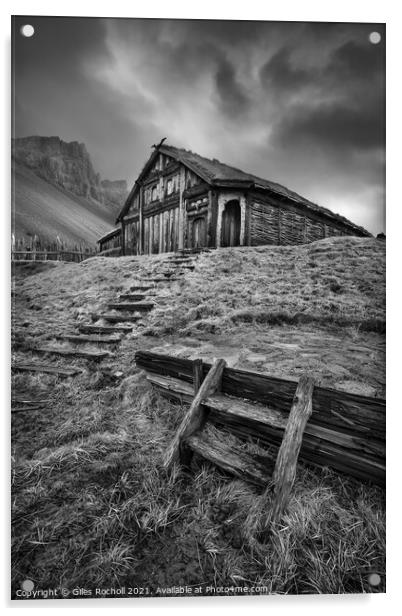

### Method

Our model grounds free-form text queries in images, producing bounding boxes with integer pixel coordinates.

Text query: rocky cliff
[12,136,128,212]
[101,179,129,211]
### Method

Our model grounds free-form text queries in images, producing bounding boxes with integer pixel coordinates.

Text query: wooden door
[221,201,241,247]
[192,217,207,248]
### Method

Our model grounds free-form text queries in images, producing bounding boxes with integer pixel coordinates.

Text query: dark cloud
[329,39,385,81]
[12,16,107,79]
[260,36,385,96]
[263,35,385,157]
[273,98,384,153]
[260,48,313,92]
[214,57,249,117]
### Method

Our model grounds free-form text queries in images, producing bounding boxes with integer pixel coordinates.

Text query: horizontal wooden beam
[185,431,275,488]
[135,351,385,441]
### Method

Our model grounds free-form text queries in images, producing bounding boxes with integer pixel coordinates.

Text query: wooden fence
[11,235,97,263]
[135,351,385,487]
[11,250,96,263]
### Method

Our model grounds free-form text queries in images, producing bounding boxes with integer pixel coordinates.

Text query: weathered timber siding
[126,192,140,218]
[208,191,219,247]
[186,194,209,249]
[99,229,121,253]
[123,218,139,255]
[185,168,203,190]
[143,206,180,254]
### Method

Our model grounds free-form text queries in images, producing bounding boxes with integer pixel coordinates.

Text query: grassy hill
[11,238,385,596]
[148,236,385,336]
[12,160,117,247]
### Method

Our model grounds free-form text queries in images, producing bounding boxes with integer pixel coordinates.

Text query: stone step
[79,324,133,334]
[119,294,147,302]
[129,286,153,292]
[107,302,154,312]
[12,362,83,377]
[166,258,193,264]
[32,346,113,361]
[58,333,121,344]
[136,277,180,283]
[91,313,142,323]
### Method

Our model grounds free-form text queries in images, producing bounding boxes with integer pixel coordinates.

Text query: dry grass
[147,237,385,336]
[11,373,385,597]
[11,237,385,597]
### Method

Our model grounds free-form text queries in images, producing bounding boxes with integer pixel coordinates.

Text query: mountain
[11,136,128,247]
[101,179,129,211]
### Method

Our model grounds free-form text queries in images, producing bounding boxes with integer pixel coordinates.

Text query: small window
[167,179,173,195]
[152,186,158,201]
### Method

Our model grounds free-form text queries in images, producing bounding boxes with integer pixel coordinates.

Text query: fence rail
[135,350,385,486]
[11,250,96,263]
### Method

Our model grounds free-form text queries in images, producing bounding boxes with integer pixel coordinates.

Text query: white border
[1,1,400,614]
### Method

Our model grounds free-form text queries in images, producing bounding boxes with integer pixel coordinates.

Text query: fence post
[180,359,205,467]
[193,358,203,394]
[269,374,314,524]
[163,358,226,470]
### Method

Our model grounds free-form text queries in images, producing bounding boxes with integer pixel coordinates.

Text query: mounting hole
[368,573,381,586]
[369,31,381,44]
[20,24,35,38]
[21,579,34,592]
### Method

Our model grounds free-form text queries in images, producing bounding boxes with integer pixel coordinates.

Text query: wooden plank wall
[123,220,139,255]
[99,232,121,253]
[143,206,180,254]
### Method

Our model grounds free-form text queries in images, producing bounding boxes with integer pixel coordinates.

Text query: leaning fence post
[269,374,314,524]
[180,358,205,467]
[163,358,226,470]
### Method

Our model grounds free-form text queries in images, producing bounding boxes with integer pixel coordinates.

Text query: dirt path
[147,324,385,397]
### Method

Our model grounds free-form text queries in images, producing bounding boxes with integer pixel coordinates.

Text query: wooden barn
[100,141,371,255]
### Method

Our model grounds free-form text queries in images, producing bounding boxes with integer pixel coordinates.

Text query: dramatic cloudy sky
[13,17,385,233]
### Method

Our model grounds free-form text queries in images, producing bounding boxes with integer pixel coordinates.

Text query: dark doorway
[192,216,207,248]
[221,200,241,247]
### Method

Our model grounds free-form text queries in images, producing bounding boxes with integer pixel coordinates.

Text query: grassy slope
[148,236,385,335]
[12,160,115,246]
[11,238,385,597]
